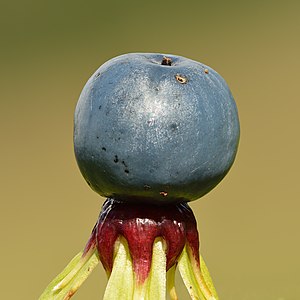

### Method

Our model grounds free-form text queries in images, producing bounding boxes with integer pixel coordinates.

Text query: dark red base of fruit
[87,198,200,284]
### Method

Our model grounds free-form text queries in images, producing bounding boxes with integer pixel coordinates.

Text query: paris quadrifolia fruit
[40,53,240,300]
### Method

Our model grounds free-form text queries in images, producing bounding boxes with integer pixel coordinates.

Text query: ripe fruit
[74,53,239,204]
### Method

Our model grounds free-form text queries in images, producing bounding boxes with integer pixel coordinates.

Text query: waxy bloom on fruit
[40,53,240,300]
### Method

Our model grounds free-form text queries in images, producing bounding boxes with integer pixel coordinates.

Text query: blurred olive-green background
[1,1,299,299]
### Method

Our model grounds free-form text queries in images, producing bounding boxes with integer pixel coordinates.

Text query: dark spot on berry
[170,123,179,131]
[147,118,155,126]
[102,147,106,151]
[124,169,129,174]
[161,56,172,66]
[114,155,119,163]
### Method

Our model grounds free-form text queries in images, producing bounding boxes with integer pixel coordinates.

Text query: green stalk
[103,237,134,300]
[167,264,178,300]
[39,246,99,300]
[178,245,219,300]
[104,237,167,300]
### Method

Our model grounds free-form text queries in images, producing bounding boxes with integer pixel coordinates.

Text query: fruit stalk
[97,198,219,300]
[39,199,219,299]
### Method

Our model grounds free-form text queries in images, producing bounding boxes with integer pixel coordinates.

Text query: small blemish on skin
[66,290,75,299]
[102,147,106,151]
[204,69,209,74]
[161,56,172,66]
[114,155,119,163]
[147,118,155,126]
[160,191,168,197]
[170,123,178,131]
[124,169,129,174]
[175,74,187,84]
